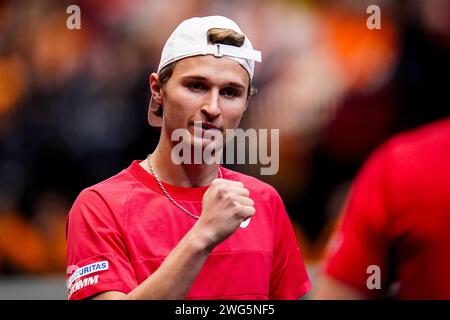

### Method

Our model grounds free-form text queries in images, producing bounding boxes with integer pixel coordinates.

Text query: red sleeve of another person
[323,144,392,298]
[66,189,137,300]
[269,190,312,299]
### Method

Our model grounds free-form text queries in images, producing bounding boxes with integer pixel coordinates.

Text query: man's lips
[202,122,220,130]
[191,122,221,131]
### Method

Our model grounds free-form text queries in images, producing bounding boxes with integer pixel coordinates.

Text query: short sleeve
[269,191,312,299]
[66,189,137,300]
[323,146,391,298]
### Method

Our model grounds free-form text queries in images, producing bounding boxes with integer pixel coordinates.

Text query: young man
[313,117,450,299]
[66,16,311,300]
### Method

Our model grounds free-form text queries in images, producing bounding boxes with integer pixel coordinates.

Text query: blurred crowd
[0,0,449,275]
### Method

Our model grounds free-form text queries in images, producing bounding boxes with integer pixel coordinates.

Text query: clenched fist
[192,178,255,251]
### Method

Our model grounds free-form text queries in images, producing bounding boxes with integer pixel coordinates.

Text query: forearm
[124,227,212,300]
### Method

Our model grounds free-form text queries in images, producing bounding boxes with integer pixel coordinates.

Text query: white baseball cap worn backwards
[149,15,262,127]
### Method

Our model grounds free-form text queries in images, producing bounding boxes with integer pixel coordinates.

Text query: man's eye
[189,82,206,91]
[221,87,238,97]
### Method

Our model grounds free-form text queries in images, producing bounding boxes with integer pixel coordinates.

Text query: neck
[143,131,221,188]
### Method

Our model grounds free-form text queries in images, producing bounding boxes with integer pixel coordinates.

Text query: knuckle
[247,207,256,217]
[223,193,232,202]
[232,201,242,211]
[217,187,226,198]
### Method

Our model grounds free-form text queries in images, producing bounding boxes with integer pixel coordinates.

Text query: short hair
[154,28,257,117]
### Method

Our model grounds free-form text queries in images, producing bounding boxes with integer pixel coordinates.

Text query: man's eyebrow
[180,75,246,90]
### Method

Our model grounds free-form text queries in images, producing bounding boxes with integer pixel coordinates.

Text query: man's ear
[244,84,257,111]
[244,91,254,111]
[150,73,164,104]
[243,100,249,112]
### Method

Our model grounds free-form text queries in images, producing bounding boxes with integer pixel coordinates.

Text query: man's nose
[201,89,221,119]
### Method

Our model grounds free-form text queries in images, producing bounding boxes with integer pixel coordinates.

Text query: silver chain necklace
[146,154,222,220]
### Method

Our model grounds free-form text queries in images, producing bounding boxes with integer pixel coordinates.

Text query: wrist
[187,225,217,254]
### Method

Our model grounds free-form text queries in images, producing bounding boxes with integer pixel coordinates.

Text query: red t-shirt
[66,161,311,300]
[323,117,450,299]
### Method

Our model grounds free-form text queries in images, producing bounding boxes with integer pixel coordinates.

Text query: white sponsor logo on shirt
[66,261,108,288]
[68,275,99,298]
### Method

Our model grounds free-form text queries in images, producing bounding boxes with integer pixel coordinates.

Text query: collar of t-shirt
[127,160,226,201]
